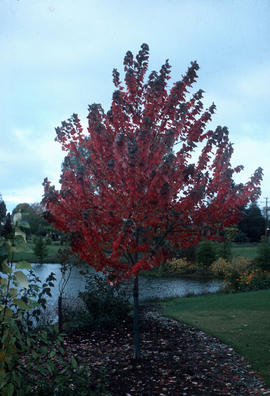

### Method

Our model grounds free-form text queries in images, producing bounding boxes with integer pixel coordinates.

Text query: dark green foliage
[22,270,56,327]
[238,203,265,243]
[33,236,48,264]
[45,236,52,245]
[63,274,131,332]
[225,268,270,293]
[195,240,217,268]
[1,213,13,239]
[0,194,7,224]
[255,236,270,271]
[218,227,237,261]
[244,271,270,291]
[80,274,131,330]
[217,241,232,261]
[175,245,197,261]
[234,230,250,243]
[23,342,108,395]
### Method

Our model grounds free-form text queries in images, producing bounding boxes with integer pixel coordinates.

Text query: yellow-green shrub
[166,257,196,274]
[230,256,253,273]
[212,255,270,292]
[210,256,253,278]
[210,257,231,277]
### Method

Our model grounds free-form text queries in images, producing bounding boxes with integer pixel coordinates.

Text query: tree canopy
[238,203,265,242]
[43,43,262,282]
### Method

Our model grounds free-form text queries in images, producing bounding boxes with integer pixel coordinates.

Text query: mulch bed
[64,305,270,395]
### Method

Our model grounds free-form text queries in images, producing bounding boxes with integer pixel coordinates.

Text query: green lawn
[163,289,270,387]
[231,243,258,260]
[13,242,67,263]
[14,242,258,264]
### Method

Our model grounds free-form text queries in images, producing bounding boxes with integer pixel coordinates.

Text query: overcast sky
[1,0,270,213]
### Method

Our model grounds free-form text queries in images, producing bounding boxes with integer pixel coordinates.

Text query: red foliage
[43,44,262,281]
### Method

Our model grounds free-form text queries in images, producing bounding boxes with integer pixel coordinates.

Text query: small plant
[217,227,237,261]
[217,241,231,261]
[56,248,83,332]
[33,236,48,264]
[45,236,52,245]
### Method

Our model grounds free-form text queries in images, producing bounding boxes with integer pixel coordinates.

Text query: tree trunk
[133,275,140,359]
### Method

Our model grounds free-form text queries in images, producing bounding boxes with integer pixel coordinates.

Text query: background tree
[238,203,265,242]
[1,213,13,239]
[0,194,7,235]
[13,202,49,237]
[43,44,262,358]
[0,194,7,223]
[29,203,50,236]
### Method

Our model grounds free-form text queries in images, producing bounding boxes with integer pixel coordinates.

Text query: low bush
[210,257,233,278]
[63,274,131,333]
[226,268,270,292]
[211,256,253,278]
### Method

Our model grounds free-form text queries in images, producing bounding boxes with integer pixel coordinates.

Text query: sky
[1,0,270,213]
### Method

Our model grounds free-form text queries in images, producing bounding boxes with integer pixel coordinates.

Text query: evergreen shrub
[195,240,217,268]
[255,236,270,271]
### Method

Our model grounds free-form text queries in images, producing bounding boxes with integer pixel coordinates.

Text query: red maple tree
[43,44,262,358]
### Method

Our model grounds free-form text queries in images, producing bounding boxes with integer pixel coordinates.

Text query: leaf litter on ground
[60,305,269,395]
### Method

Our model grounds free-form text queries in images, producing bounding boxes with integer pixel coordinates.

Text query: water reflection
[31,263,224,304]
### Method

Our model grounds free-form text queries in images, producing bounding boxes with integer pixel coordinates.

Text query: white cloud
[4,184,44,206]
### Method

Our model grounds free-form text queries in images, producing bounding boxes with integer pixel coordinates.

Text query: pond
[31,263,224,304]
